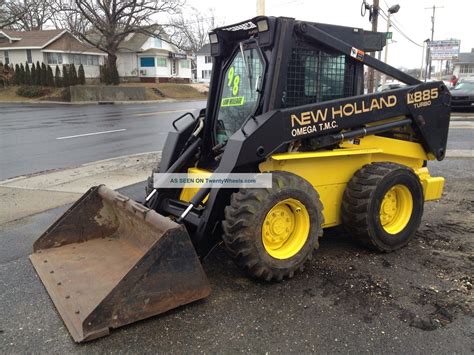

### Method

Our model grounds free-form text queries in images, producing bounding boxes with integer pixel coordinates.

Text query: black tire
[341,162,424,252]
[222,171,324,281]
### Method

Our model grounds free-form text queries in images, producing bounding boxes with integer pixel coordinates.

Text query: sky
[185,0,474,70]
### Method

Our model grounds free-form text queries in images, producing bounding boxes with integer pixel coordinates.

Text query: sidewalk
[0,152,160,224]
[0,98,205,105]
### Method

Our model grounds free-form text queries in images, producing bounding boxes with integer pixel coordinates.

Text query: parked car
[450,80,474,111]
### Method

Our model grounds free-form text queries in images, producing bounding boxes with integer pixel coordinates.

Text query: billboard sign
[429,39,461,60]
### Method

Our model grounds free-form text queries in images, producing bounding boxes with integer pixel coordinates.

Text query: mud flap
[29,185,211,342]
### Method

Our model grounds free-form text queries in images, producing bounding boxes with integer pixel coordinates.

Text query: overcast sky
[186,0,473,70]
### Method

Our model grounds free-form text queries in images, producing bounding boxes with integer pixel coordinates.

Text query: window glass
[26,49,32,63]
[202,70,212,79]
[205,55,212,64]
[140,57,155,67]
[153,38,162,48]
[157,57,167,67]
[46,52,64,65]
[180,60,190,68]
[216,47,263,144]
[74,54,80,65]
[87,55,93,65]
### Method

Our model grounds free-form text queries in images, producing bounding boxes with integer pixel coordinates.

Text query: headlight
[257,19,269,32]
[209,33,218,44]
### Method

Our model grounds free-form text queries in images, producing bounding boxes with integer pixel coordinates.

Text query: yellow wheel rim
[261,198,310,259]
[380,184,413,235]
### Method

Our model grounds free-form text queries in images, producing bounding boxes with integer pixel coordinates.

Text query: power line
[379,9,423,47]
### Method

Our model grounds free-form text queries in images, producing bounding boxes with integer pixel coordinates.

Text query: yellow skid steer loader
[30,17,450,342]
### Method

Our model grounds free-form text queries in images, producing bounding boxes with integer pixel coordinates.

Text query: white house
[0,29,106,78]
[196,44,212,83]
[453,48,474,79]
[117,32,192,83]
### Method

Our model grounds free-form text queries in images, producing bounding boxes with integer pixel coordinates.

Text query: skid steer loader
[30,16,450,342]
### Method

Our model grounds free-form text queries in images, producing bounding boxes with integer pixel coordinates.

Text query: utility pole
[367,0,379,93]
[425,5,443,79]
[257,0,265,16]
[381,4,400,85]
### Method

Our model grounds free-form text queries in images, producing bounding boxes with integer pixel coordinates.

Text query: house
[0,28,193,83]
[0,29,106,78]
[116,32,192,83]
[453,48,474,79]
[196,44,212,83]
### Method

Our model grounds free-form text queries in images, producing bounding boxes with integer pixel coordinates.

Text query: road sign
[386,32,392,40]
[428,39,461,60]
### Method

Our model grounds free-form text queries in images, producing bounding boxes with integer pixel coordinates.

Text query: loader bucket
[29,185,211,342]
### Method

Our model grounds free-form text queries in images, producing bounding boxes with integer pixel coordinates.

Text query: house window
[72,54,99,66]
[140,57,155,67]
[4,51,9,65]
[26,49,32,63]
[204,55,212,64]
[153,38,162,48]
[202,70,212,79]
[180,60,190,68]
[46,52,63,65]
[157,57,167,67]
[460,64,474,74]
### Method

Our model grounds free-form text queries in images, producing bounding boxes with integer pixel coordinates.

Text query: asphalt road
[0,103,472,352]
[0,101,205,180]
[0,159,472,353]
[1,103,473,181]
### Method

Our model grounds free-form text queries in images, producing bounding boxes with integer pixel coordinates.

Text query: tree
[2,0,53,30]
[19,63,25,84]
[78,64,85,85]
[54,65,61,87]
[14,64,20,85]
[31,63,37,85]
[35,61,41,85]
[54,0,183,85]
[169,7,218,55]
[47,65,54,86]
[24,63,31,85]
[0,0,27,29]
[168,8,219,80]
[70,63,78,86]
[62,64,69,87]
[99,64,107,84]
[41,62,47,85]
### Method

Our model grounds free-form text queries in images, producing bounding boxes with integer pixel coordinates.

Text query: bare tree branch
[167,7,219,55]
[1,0,53,30]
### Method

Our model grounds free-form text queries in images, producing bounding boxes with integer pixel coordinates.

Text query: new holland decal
[290,95,397,137]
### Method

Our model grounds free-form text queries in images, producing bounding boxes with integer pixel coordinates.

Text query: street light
[382,3,400,85]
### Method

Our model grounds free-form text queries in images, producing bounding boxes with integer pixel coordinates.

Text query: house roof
[118,33,149,52]
[44,32,104,54]
[0,29,105,54]
[196,43,210,56]
[0,29,64,48]
[454,49,474,64]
